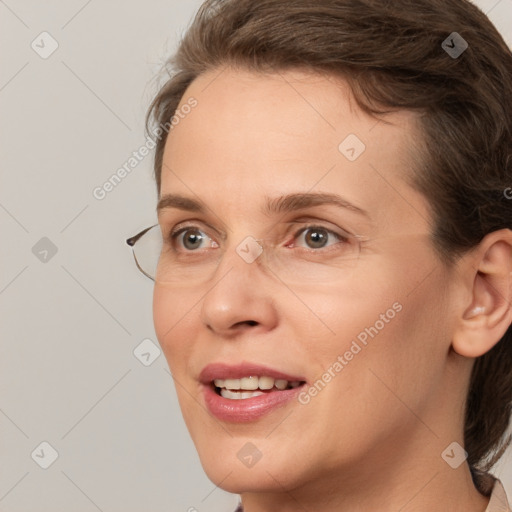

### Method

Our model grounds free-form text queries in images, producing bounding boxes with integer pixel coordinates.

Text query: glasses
[126,223,370,286]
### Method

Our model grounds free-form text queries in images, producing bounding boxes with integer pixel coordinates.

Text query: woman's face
[153,67,463,493]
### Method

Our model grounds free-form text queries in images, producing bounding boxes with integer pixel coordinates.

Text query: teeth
[240,376,259,390]
[220,389,265,399]
[275,379,288,390]
[224,378,240,390]
[258,376,274,390]
[213,376,303,391]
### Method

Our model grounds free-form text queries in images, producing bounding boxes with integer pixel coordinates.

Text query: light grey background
[1,1,511,511]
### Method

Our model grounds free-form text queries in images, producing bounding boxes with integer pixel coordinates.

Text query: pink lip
[199,362,306,384]
[199,362,307,423]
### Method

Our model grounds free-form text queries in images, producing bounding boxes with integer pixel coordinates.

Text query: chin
[201,458,296,494]
[190,435,308,494]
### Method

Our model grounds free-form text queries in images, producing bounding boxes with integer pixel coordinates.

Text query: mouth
[211,376,305,399]
[199,362,308,422]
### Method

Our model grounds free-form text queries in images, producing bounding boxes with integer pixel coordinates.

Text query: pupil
[306,229,327,248]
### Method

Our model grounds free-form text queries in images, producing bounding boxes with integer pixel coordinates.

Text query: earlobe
[452,230,512,359]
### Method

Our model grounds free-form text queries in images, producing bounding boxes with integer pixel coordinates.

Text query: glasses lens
[150,228,364,287]
[257,234,363,286]
[132,225,162,280]
[130,226,429,286]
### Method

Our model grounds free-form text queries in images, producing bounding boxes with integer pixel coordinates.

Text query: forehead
[159,67,431,233]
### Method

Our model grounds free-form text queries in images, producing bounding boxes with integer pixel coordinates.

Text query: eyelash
[167,222,351,254]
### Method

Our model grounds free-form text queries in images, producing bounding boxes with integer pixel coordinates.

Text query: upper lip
[199,362,307,384]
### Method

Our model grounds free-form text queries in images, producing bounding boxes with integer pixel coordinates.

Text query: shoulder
[486,478,511,512]
[472,468,511,512]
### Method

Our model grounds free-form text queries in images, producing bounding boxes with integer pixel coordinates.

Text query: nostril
[235,320,258,327]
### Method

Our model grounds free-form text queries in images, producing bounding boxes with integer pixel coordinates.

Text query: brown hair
[146,0,512,485]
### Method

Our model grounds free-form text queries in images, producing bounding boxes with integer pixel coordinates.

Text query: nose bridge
[213,230,268,280]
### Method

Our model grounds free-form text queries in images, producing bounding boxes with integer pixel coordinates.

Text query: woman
[127,0,512,510]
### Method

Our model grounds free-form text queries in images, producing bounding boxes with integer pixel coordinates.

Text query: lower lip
[202,383,305,422]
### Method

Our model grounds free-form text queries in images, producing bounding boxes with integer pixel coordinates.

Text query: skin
[152,66,512,512]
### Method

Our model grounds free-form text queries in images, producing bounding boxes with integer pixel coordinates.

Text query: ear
[452,229,512,358]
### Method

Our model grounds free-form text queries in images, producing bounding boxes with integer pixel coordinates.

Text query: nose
[199,239,279,338]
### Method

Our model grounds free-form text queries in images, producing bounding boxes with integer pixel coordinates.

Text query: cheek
[285,263,403,365]
[152,285,170,342]
[152,284,195,372]
[320,272,448,430]
[295,249,450,417]
[286,290,447,474]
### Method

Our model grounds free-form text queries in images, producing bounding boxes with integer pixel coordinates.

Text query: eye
[169,226,217,251]
[289,225,349,251]
[166,223,350,253]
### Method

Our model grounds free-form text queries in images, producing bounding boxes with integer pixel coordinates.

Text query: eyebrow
[156,192,370,219]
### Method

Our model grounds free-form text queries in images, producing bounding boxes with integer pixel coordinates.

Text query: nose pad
[235,236,264,265]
